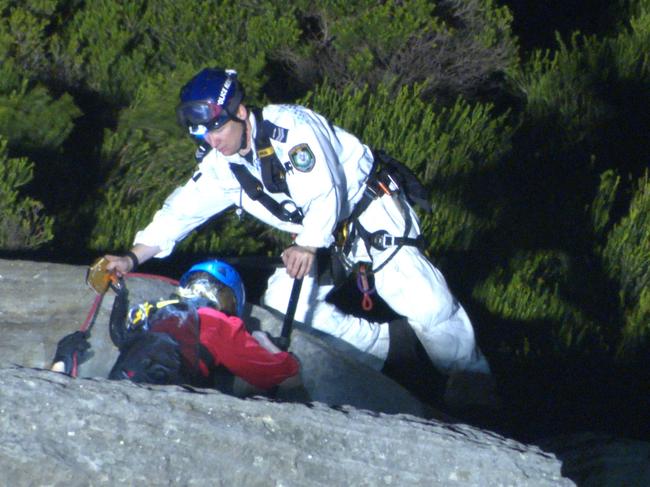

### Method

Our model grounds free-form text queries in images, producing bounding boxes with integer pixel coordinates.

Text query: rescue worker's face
[203,105,247,156]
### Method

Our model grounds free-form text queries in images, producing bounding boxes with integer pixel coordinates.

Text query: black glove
[53,331,91,375]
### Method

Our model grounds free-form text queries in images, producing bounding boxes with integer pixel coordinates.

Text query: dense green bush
[602,173,650,356]
[0,137,53,249]
[475,0,650,359]
[2,1,301,103]
[589,169,621,239]
[2,0,518,105]
[0,76,80,152]
[472,250,603,355]
[281,0,518,102]
[513,0,650,171]
[304,82,513,253]
[0,0,59,79]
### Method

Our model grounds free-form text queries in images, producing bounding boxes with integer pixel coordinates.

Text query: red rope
[125,272,179,286]
[71,291,104,377]
[80,293,103,332]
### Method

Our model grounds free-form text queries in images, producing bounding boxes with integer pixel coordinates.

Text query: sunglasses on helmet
[176,100,232,137]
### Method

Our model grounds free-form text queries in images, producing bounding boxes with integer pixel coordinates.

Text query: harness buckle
[279,200,303,223]
[371,230,394,251]
[384,172,399,192]
[128,302,154,330]
[364,182,379,199]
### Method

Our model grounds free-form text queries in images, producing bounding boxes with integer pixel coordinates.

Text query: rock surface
[0,258,646,486]
[0,366,572,486]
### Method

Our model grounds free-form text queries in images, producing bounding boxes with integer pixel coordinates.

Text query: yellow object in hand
[85,257,117,294]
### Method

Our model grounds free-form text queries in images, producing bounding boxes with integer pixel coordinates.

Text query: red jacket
[196,308,299,389]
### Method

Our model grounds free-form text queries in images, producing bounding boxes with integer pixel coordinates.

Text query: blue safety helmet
[176,68,245,141]
[179,259,246,317]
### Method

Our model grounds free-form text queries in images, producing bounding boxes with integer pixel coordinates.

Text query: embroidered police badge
[288,144,315,172]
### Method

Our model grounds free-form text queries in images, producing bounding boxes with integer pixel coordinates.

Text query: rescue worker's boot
[383,318,502,413]
[443,369,502,412]
[381,318,446,404]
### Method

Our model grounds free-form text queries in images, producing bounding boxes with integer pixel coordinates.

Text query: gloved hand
[53,331,91,375]
[253,330,289,352]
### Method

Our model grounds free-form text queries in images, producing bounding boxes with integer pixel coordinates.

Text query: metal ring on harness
[369,229,424,252]
[370,230,393,251]
[279,200,303,223]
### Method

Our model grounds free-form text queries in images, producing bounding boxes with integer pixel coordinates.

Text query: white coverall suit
[134,104,491,393]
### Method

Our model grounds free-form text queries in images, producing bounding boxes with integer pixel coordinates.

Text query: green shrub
[602,173,650,354]
[500,3,650,362]
[283,0,518,101]
[44,1,301,104]
[0,137,53,249]
[515,3,650,152]
[621,287,650,356]
[304,82,514,252]
[589,169,621,239]
[515,34,610,147]
[0,77,81,151]
[472,250,603,355]
[0,0,59,77]
[3,0,517,105]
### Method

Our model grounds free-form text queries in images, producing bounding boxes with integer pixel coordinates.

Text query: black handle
[278,277,303,350]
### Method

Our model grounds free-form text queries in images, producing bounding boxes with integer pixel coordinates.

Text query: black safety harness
[109,287,235,391]
[224,110,431,276]
[338,150,431,273]
[228,107,303,224]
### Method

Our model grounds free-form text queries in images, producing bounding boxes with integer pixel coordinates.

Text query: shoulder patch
[263,120,288,143]
[288,143,315,172]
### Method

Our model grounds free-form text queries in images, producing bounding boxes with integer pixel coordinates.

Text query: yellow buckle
[335,220,350,247]
[257,146,275,158]
[128,302,155,329]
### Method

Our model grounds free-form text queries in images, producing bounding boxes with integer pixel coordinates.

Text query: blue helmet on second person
[179,259,246,317]
[176,68,245,141]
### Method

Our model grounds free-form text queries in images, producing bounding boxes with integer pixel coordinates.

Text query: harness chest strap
[251,107,291,196]
[229,164,303,224]
[229,108,303,224]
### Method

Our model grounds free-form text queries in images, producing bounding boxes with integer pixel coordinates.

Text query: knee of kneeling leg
[383,319,428,369]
